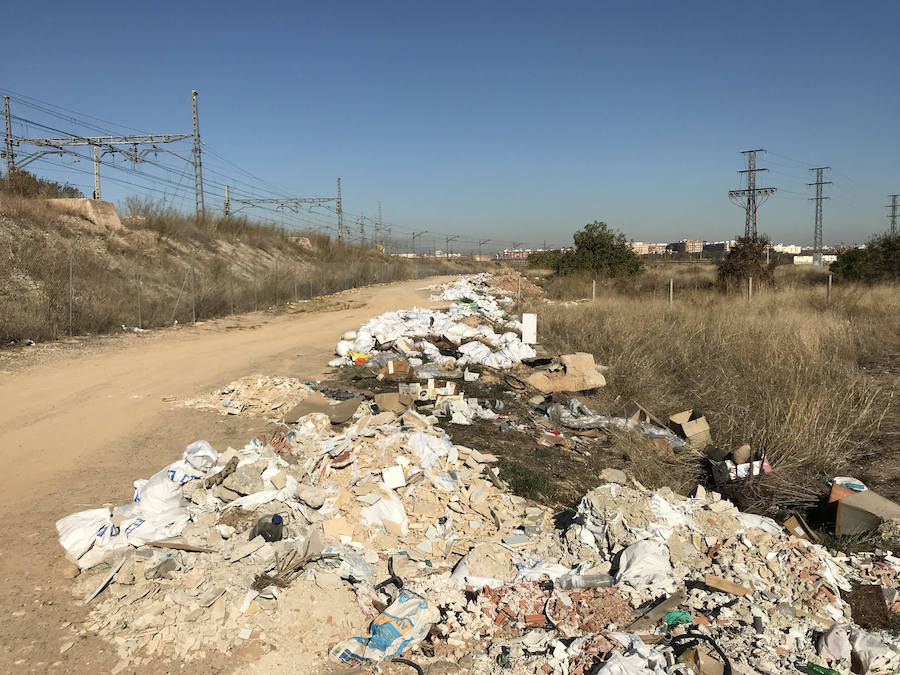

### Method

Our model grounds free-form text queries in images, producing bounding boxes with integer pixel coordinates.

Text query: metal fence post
[191,264,197,322]
[68,246,74,336]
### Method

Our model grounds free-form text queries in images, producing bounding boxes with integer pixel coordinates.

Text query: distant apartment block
[666,239,703,254]
[702,240,734,253]
[494,248,547,260]
[772,244,803,254]
[629,242,668,255]
[794,255,837,265]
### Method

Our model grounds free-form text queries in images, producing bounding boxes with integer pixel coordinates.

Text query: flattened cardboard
[286,392,362,425]
[622,400,665,428]
[374,393,412,413]
[783,513,819,543]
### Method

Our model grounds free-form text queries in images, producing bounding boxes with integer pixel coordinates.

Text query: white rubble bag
[615,540,672,588]
[56,440,218,569]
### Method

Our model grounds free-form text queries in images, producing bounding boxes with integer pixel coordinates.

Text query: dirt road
[0,276,453,674]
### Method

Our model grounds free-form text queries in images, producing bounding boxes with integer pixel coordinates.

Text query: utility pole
[3,95,13,186]
[92,146,101,199]
[358,213,365,242]
[728,149,776,239]
[191,91,205,220]
[224,185,230,217]
[336,177,343,240]
[446,235,459,256]
[808,167,831,266]
[888,194,899,235]
[478,239,491,256]
[411,231,426,254]
[373,201,382,244]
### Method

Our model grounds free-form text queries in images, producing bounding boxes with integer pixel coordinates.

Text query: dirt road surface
[0,276,454,674]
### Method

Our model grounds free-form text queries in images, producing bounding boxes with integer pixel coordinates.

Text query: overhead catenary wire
[3,90,554,249]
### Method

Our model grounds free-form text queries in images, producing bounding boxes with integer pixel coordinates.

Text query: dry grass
[530,272,900,512]
[0,195,485,343]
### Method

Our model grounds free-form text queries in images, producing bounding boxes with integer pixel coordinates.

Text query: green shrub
[831,232,900,283]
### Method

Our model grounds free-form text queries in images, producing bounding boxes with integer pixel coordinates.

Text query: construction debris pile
[182,375,313,417]
[329,273,537,372]
[55,274,900,674]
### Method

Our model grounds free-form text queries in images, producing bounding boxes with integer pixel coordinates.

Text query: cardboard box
[835,490,900,535]
[668,410,711,449]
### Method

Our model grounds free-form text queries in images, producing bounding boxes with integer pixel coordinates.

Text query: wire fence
[0,239,482,344]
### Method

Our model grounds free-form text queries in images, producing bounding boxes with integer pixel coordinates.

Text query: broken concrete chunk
[599,468,627,485]
[145,557,180,580]
[269,470,287,491]
[215,524,236,539]
[297,483,326,509]
[461,542,517,583]
[229,536,266,563]
[222,465,265,496]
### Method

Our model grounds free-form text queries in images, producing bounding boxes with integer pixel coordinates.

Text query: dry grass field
[528,264,900,513]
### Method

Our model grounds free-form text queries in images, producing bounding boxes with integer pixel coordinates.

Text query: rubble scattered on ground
[181,375,312,417]
[57,274,900,674]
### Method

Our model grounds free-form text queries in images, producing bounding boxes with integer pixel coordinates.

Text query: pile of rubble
[56,274,900,674]
[181,375,313,417]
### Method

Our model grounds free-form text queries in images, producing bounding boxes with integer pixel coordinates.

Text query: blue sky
[2,1,898,249]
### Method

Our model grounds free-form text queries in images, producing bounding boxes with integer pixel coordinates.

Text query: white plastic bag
[55,440,218,568]
[615,540,672,588]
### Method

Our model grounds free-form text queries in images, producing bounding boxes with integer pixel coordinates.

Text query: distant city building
[493,248,545,260]
[629,242,670,255]
[793,255,837,265]
[772,244,802,255]
[666,239,703,254]
[630,242,650,255]
[703,240,734,253]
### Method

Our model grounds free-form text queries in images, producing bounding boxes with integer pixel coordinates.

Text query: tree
[717,236,775,289]
[830,232,900,283]
[559,221,643,277]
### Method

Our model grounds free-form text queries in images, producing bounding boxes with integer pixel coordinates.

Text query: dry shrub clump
[532,284,898,511]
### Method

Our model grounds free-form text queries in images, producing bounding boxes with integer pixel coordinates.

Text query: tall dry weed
[532,283,896,510]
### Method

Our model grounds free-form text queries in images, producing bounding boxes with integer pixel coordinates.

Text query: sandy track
[0,276,453,674]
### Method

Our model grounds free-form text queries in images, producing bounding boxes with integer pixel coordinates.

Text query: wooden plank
[146,539,215,553]
[627,588,686,630]
[704,574,751,596]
